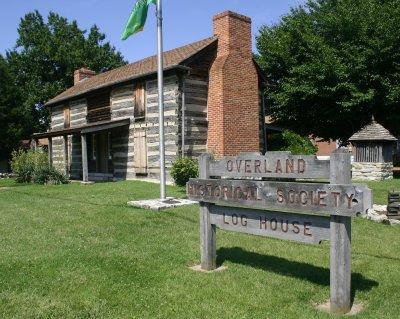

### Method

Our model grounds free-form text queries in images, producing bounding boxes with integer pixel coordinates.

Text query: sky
[0,0,305,63]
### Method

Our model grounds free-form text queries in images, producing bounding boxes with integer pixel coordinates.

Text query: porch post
[48,137,53,167]
[63,135,69,177]
[32,139,38,151]
[81,134,88,183]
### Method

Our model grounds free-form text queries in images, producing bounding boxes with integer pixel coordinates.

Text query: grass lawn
[364,179,400,204]
[0,179,399,318]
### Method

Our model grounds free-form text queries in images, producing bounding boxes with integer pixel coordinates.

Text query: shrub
[11,150,48,183]
[32,166,69,185]
[268,130,318,155]
[171,157,199,186]
[10,149,68,184]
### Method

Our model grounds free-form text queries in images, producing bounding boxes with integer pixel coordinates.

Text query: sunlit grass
[0,180,398,318]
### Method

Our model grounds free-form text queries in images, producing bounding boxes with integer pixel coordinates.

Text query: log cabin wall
[109,75,181,180]
[50,105,65,171]
[69,98,87,177]
[111,84,135,180]
[110,126,132,180]
[70,98,87,127]
[49,97,86,177]
[181,45,215,158]
[141,75,180,179]
[111,84,135,121]
[182,75,208,157]
[51,105,64,130]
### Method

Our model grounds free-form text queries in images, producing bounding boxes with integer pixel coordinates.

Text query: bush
[10,149,68,184]
[11,150,48,183]
[32,166,69,185]
[171,157,199,186]
[268,130,318,155]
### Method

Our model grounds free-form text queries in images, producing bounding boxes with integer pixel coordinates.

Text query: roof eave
[349,137,397,142]
[45,64,192,107]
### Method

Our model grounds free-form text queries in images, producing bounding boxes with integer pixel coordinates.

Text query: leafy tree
[268,130,318,155]
[1,11,126,163]
[5,10,126,141]
[256,0,400,141]
[0,55,24,162]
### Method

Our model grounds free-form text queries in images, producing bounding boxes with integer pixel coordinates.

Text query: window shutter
[63,105,70,128]
[134,82,146,118]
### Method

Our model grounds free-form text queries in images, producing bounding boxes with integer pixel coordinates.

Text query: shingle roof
[349,117,397,141]
[45,37,217,107]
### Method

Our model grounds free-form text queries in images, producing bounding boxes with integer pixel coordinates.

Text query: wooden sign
[210,205,330,244]
[188,179,368,217]
[208,152,330,179]
[189,150,373,315]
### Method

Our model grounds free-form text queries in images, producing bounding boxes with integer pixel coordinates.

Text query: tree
[5,10,126,139]
[256,0,400,141]
[268,131,318,155]
[0,55,24,162]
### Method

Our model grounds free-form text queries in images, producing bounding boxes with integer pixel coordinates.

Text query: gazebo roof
[349,116,397,142]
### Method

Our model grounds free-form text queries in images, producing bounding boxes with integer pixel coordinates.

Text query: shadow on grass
[217,247,378,301]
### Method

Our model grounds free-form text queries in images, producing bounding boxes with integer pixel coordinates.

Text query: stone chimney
[207,11,260,157]
[74,67,96,85]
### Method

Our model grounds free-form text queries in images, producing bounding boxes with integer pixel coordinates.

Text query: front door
[96,132,108,173]
[89,131,110,174]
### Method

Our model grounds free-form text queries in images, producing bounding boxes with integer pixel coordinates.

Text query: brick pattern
[74,68,96,85]
[207,11,260,157]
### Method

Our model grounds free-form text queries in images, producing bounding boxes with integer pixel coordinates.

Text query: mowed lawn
[0,179,399,318]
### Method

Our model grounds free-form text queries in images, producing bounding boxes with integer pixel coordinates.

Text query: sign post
[199,153,216,270]
[329,149,352,313]
[187,150,371,314]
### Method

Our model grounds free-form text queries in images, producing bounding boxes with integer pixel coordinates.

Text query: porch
[33,118,132,183]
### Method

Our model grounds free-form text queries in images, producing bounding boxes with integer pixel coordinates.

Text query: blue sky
[0,0,305,63]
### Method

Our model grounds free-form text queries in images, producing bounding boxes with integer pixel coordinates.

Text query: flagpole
[156,0,166,200]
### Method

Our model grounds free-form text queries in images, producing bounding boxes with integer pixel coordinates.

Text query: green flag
[121,0,156,40]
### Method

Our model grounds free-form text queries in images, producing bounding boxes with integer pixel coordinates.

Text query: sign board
[209,205,330,244]
[187,150,372,315]
[208,152,330,179]
[187,179,368,217]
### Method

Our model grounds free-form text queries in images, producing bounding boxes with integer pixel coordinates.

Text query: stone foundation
[352,162,393,181]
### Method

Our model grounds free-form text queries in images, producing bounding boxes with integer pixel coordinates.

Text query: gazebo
[349,116,397,180]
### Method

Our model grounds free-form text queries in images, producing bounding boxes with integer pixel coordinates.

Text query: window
[134,82,146,118]
[87,91,110,110]
[63,104,70,128]
[87,91,111,123]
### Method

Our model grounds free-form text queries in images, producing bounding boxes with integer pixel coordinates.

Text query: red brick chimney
[74,67,96,85]
[207,11,260,157]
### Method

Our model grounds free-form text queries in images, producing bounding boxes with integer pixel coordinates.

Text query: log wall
[47,71,207,181]
[111,84,135,180]
[50,106,65,171]
[51,105,64,130]
[143,75,180,179]
[70,99,87,127]
[181,75,208,158]
[111,85,135,121]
